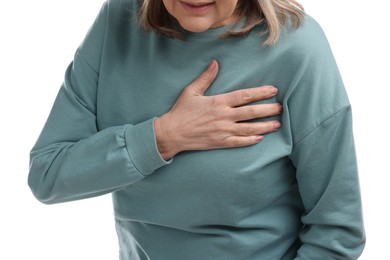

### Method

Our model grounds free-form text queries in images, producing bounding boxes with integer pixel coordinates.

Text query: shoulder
[104,0,139,10]
[77,0,142,71]
[268,15,341,85]
[78,0,140,47]
[101,0,140,20]
[275,16,351,142]
[275,15,334,63]
[287,15,327,43]
[91,0,140,25]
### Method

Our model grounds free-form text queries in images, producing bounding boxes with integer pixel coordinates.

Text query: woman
[29,0,365,259]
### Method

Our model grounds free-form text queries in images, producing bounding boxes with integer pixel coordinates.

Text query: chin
[184,27,209,33]
[179,21,211,33]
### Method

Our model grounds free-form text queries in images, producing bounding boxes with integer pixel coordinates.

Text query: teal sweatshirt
[28,0,365,259]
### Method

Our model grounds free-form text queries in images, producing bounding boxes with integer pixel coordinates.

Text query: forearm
[29,118,169,204]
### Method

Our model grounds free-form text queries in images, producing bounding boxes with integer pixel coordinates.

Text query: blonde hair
[138,0,305,46]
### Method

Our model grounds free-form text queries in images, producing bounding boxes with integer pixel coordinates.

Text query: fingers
[221,135,264,148]
[168,61,283,153]
[230,103,283,122]
[219,121,281,148]
[232,121,281,136]
[220,85,278,107]
[186,60,219,96]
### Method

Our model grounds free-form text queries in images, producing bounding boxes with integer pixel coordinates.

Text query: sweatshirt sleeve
[283,16,365,259]
[28,1,170,204]
[291,106,365,259]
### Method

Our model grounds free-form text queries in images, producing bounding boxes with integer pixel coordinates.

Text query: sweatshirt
[28,0,365,259]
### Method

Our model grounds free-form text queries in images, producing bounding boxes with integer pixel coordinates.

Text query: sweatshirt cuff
[124,118,171,176]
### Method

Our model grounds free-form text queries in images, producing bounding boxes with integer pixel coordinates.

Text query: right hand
[154,60,283,160]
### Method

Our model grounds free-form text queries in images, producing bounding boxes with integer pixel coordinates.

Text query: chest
[100,36,298,225]
[96,36,285,128]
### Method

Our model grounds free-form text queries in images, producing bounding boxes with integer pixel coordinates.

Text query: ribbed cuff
[124,118,171,176]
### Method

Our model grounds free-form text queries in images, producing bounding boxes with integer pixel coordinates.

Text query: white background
[1,0,388,259]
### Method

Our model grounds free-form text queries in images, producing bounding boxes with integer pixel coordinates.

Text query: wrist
[154,115,180,160]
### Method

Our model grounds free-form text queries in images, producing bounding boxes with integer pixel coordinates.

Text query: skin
[155,1,282,160]
[155,61,282,160]
[162,0,241,32]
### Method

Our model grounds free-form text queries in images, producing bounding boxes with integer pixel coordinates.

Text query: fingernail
[274,122,281,129]
[208,60,217,71]
[278,104,283,113]
[271,86,278,95]
[256,136,264,142]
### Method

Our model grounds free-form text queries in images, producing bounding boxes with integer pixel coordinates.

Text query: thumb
[188,60,219,96]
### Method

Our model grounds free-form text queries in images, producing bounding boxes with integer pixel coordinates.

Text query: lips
[180,1,215,14]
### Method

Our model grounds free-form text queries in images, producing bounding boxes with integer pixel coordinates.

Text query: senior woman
[29,0,365,259]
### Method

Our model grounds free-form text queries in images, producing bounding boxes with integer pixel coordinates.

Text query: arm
[283,16,365,258]
[28,51,170,204]
[28,2,169,204]
[291,106,365,259]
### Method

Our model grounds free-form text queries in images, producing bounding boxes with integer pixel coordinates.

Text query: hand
[154,60,282,160]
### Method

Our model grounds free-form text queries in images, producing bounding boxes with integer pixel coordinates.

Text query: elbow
[28,146,70,204]
[28,163,61,205]
[28,173,57,205]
